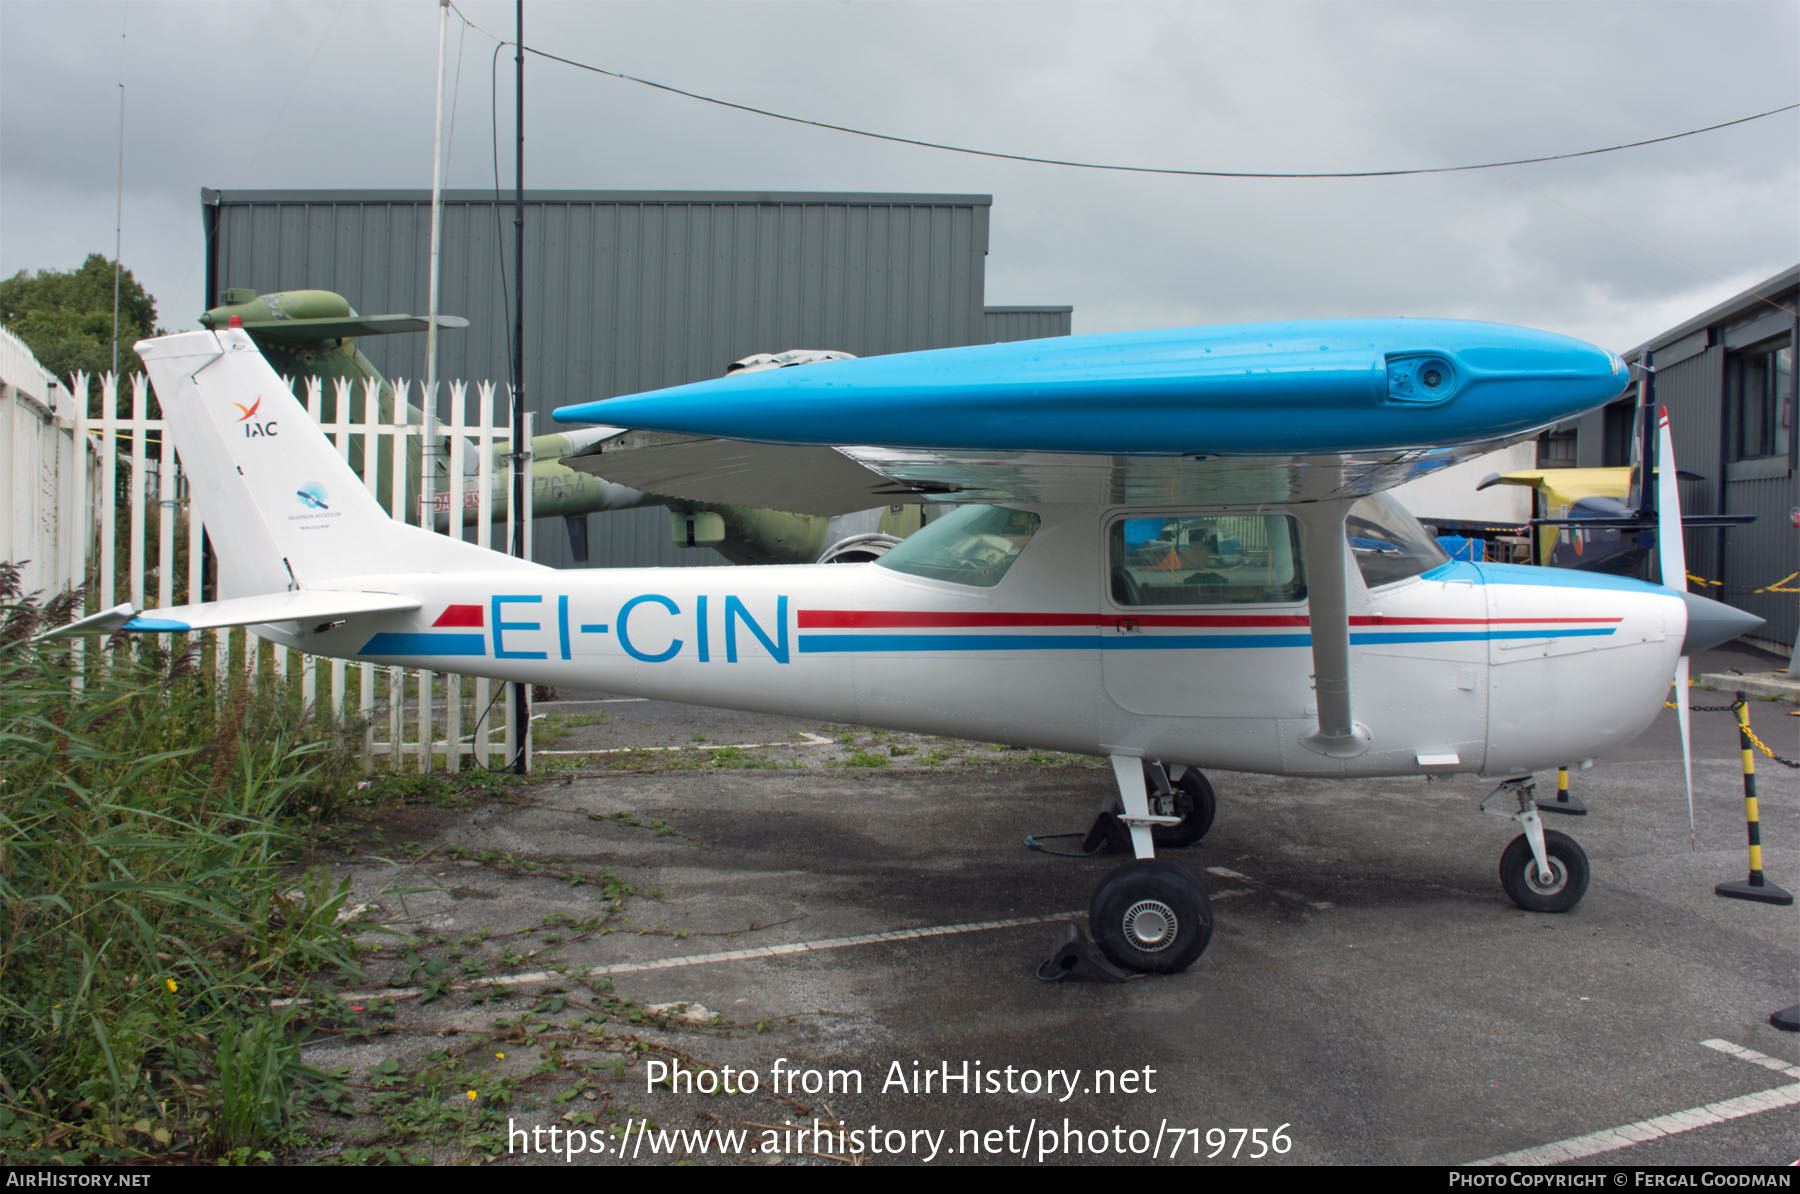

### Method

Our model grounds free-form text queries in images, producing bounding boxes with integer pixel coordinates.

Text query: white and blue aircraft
[56,320,1759,975]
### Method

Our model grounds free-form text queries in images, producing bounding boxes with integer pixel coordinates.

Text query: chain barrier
[1741,720,1798,769]
[1686,569,1800,595]
[1663,690,1799,769]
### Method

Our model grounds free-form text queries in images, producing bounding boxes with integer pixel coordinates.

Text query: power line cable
[446,3,1796,180]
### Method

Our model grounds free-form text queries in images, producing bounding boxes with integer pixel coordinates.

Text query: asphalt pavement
[299,643,1800,1166]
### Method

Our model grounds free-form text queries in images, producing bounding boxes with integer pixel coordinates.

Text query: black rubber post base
[1771,1005,1799,1033]
[1538,795,1588,816]
[1035,923,1134,983]
[1715,879,1795,906]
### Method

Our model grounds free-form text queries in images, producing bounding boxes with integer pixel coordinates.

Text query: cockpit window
[1347,493,1449,588]
[1109,514,1306,606]
[876,505,1040,587]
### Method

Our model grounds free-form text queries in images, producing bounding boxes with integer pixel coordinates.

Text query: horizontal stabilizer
[38,590,421,639]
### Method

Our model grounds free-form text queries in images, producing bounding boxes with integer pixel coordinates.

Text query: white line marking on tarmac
[1702,1037,1800,1080]
[1469,1039,1800,1165]
[537,731,833,756]
[353,912,1084,1001]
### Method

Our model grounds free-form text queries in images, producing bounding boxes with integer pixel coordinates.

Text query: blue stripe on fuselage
[360,632,487,657]
[797,633,1313,653]
[1349,628,1616,645]
[797,627,1614,653]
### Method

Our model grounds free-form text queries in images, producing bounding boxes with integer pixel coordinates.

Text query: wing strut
[1295,500,1372,758]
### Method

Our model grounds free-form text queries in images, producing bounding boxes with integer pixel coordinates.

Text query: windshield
[1347,493,1449,588]
[875,505,1040,587]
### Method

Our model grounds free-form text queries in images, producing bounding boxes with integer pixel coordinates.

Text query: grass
[0,564,368,1162]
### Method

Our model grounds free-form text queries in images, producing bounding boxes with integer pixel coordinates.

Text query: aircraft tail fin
[136,329,539,595]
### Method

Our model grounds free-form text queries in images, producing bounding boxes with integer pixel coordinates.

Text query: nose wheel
[1499,829,1589,913]
[1483,777,1591,913]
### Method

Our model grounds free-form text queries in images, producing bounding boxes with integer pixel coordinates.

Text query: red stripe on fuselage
[1350,616,1623,626]
[434,604,486,628]
[798,610,1623,629]
[798,610,1310,628]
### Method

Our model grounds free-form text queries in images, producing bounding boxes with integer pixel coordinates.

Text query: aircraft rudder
[136,328,531,588]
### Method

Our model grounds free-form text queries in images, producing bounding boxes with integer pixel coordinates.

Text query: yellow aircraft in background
[1477,446,1750,575]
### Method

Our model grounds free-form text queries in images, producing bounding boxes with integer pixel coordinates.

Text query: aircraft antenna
[111,8,126,378]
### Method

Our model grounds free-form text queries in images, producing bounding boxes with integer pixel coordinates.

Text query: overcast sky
[2,0,1796,367]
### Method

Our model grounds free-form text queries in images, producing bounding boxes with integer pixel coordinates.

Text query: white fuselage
[285,501,1681,780]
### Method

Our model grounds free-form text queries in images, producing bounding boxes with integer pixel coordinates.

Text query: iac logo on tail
[234,396,277,438]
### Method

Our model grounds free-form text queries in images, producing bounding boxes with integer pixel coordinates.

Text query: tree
[0,254,163,414]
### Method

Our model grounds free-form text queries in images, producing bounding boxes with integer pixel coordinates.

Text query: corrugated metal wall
[1606,268,1799,655]
[984,306,1074,343]
[203,189,1002,568]
[1716,305,1799,650]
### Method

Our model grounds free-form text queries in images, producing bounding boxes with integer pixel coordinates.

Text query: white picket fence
[0,326,99,598]
[73,371,533,772]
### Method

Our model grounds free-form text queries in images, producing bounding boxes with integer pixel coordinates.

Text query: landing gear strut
[1146,762,1216,848]
[1482,777,1591,913]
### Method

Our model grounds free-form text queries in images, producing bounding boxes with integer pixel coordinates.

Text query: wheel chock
[1035,923,1134,983]
[1080,810,1133,855]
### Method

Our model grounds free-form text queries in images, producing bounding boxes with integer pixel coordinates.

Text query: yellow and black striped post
[1540,770,1584,817]
[1716,691,1793,907]
[1541,764,1588,817]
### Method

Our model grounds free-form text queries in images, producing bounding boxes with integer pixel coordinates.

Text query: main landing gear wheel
[1089,860,1213,974]
[1499,829,1590,913]
[1149,768,1217,849]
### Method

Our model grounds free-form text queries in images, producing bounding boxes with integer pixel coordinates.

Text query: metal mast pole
[510,0,530,773]
[424,0,447,526]
[112,73,124,377]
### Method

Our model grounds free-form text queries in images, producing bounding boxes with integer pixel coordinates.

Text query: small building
[0,325,99,596]
[1565,266,1798,655]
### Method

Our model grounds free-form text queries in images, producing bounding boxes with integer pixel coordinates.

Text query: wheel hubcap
[1526,860,1567,896]
[1122,899,1178,951]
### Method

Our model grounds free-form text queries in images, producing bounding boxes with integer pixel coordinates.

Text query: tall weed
[0,564,361,1160]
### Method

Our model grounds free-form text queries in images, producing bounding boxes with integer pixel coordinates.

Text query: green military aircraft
[199,289,934,564]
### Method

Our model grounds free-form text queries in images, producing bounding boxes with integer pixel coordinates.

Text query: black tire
[1150,767,1217,849]
[1499,830,1590,913]
[1089,860,1214,974]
